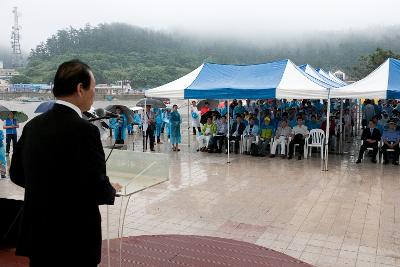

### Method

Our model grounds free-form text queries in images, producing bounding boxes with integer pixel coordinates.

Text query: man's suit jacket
[10,104,116,264]
[230,121,246,136]
[361,127,381,143]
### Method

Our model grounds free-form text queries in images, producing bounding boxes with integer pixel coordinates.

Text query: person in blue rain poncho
[127,120,134,135]
[154,108,164,144]
[169,104,181,151]
[162,108,171,139]
[109,106,127,144]
[219,101,229,117]
[133,111,142,130]
[0,130,6,178]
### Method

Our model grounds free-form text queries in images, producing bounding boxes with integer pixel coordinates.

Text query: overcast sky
[1,0,399,50]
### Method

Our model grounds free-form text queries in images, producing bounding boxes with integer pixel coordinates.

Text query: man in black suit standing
[10,60,120,267]
[356,120,382,164]
[229,114,246,154]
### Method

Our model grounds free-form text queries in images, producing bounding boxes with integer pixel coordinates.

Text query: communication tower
[11,7,22,68]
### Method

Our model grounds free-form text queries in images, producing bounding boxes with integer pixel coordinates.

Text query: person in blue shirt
[306,114,321,130]
[233,100,246,119]
[154,108,164,144]
[169,105,182,152]
[127,120,134,135]
[243,117,260,154]
[0,130,5,178]
[219,101,229,117]
[3,111,19,155]
[109,107,127,144]
[381,120,400,165]
[133,111,142,130]
[372,115,384,135]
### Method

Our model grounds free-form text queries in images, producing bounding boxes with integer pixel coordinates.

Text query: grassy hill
[15,23,400,87]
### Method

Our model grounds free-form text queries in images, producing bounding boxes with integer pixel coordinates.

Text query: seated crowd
[191,98,400,164]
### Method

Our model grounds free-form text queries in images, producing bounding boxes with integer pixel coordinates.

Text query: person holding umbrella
[169,104,182,151]
[200,102,210,116]
[109,106,127,144]
[3,111,19,156]
[142,104,156,151]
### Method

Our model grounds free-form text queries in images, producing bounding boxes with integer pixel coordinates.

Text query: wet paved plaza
[1,99,399,266]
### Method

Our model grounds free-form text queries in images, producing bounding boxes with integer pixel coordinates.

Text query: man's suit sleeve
[10,128,26,188]
[86,125,116,205]
[361,129,367,141]
[376,129,382,141]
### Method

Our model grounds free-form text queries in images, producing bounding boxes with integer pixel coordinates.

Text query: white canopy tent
[330,58,400,99]
[145,65,203,99]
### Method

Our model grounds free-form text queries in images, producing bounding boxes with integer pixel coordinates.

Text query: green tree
[353,48,400,79]
[11,74,31,84]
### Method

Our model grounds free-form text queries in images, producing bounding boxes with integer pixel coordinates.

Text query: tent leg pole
[227,99,230,164]
[144,98,147,151]
[323,95,331,171]
[188,100,191,148]
[339,99,343,154]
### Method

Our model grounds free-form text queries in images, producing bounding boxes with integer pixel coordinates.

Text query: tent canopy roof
[184,59,328,99]
[299,64,342,88]
[146,59,333,100]
[145,65,203,99]
[330,58,400,99]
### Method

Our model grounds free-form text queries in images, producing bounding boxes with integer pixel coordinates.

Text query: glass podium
[103,149,169,267]
[105,148,169,196]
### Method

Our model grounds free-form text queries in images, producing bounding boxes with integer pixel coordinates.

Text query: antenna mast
[11,7,22,68]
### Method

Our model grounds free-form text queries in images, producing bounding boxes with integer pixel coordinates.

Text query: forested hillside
[11,23,400,87]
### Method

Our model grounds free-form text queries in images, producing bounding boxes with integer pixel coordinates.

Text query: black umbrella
[0,111,29,123]
[105,105,134,124]
[200,110,221,125]
[197,99,219,110]
[35,101,55,113]
[0,105,10,112]
[136,98,166,109]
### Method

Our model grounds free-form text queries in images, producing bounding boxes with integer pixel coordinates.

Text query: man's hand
[112,183,123,192]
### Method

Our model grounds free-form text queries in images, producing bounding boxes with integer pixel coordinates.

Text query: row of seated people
[197,115,313,160]
[356,119,400,165]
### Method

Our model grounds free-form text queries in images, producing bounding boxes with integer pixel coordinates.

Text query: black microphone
[95,108,119,118]
[88,115,119,122]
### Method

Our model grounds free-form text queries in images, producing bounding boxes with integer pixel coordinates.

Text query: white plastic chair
[305,129,325,159]
[288,136,307,158]
[361,140,380,162]
[270,136,288,155]
[380,141,400,163]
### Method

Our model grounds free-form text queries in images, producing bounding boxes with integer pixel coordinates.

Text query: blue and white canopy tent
[299,64,343,88]
[146,65,203,99]
[328,72,347,86]
[183,59,329,100]
[147,59,333,163]
[330,58,400,99]
[316,68,347,87]
[146,60,331,99]
[298,64,346,168]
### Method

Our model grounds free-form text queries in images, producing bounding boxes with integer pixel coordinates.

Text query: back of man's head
[53,59,92,97]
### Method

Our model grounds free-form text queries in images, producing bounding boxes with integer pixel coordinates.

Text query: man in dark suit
[229,114,246,154]
[142,104,156,151]
[10,60,120,267]
[356,120,382,163]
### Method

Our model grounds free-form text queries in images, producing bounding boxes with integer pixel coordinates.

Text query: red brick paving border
[0,235,313,266]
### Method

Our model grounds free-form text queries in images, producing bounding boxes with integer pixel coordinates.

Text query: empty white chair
[305,129,325,159]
